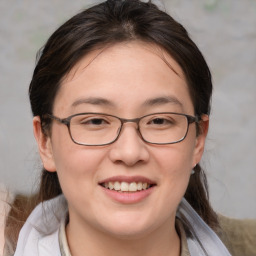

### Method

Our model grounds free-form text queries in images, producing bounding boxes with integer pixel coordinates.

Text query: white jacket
[14,196,67,256]
[13,195,231,256]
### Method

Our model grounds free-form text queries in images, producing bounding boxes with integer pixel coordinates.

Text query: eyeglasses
[46,112,200,146]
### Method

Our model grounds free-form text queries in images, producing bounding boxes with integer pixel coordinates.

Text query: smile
[99,176,156,203]
[101,181,154,192]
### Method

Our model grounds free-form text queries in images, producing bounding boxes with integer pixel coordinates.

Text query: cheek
[142,146,193,225]
[53,148,108,211]
[151,142,195,195]
[51,127,107,193]
[152,142,195,177]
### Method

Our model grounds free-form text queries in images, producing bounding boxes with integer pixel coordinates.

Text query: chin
[96,213,158,240]
[103,224,153,240]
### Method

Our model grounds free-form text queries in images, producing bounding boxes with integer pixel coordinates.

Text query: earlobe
[193,115,209,166]
[33,116,56,172]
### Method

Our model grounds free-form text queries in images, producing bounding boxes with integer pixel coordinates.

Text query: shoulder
[217,214,256,256]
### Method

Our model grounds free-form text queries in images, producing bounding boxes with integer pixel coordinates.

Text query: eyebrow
[71,95,183,109]
[71,97,115,108]
[142,96,183,108]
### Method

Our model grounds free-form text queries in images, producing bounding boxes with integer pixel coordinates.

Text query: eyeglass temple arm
[45,114,70,125]
[187,115,201,124]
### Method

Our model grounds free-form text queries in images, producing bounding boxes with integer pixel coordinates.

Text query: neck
[66,216,180,256]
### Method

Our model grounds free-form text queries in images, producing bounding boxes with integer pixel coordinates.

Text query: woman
[3,0,255,255]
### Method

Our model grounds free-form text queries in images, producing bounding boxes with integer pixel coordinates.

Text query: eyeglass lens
[68,113,189,145]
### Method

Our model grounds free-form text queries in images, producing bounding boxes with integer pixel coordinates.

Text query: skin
[33,41,208,256]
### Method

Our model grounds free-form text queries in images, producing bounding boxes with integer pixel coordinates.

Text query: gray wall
[0,0,255,219]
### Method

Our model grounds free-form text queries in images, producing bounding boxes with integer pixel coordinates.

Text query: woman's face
[34,41,208,239]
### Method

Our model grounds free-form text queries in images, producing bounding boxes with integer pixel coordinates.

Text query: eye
[90,119,106,125]
[148,117,174,126]
[151,118,167,125]
[80,117,109,126]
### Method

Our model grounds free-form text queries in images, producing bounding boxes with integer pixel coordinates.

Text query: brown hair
[7,0,218,249]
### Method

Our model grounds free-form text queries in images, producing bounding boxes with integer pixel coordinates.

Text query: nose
[108,124,150,166]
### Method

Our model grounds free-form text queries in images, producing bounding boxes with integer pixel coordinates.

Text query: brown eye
[148,117,174,126]
[82,118,107,125]
[151,118,166,125]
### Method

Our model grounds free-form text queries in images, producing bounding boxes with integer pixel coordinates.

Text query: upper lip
[98,175,156,185]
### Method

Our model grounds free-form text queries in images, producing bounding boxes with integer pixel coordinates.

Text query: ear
[192,114,209,166]
[33,116,56,172]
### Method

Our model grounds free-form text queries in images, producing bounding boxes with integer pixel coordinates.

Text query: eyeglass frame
[45,112,201,146]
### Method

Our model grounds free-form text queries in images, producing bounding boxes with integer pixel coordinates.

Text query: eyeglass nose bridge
[115,116,144,142]
[120,116,142,125]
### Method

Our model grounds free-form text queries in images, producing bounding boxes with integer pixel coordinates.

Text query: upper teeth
[103,181,150,192]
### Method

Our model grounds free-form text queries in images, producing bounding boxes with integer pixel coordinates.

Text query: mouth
[99,176,157,193]
[99,181,155,193]
[98,176,156,203]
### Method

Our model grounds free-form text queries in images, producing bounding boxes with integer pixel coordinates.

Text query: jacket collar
[14,195,231,256]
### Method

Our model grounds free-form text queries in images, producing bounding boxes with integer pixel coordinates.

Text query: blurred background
[0,0,255,219]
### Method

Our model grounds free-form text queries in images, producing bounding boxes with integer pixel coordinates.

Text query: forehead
[63,41,186,84]
[54,41,193,115]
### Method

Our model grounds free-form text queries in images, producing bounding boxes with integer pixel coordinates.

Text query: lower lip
[100,186,155,204]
